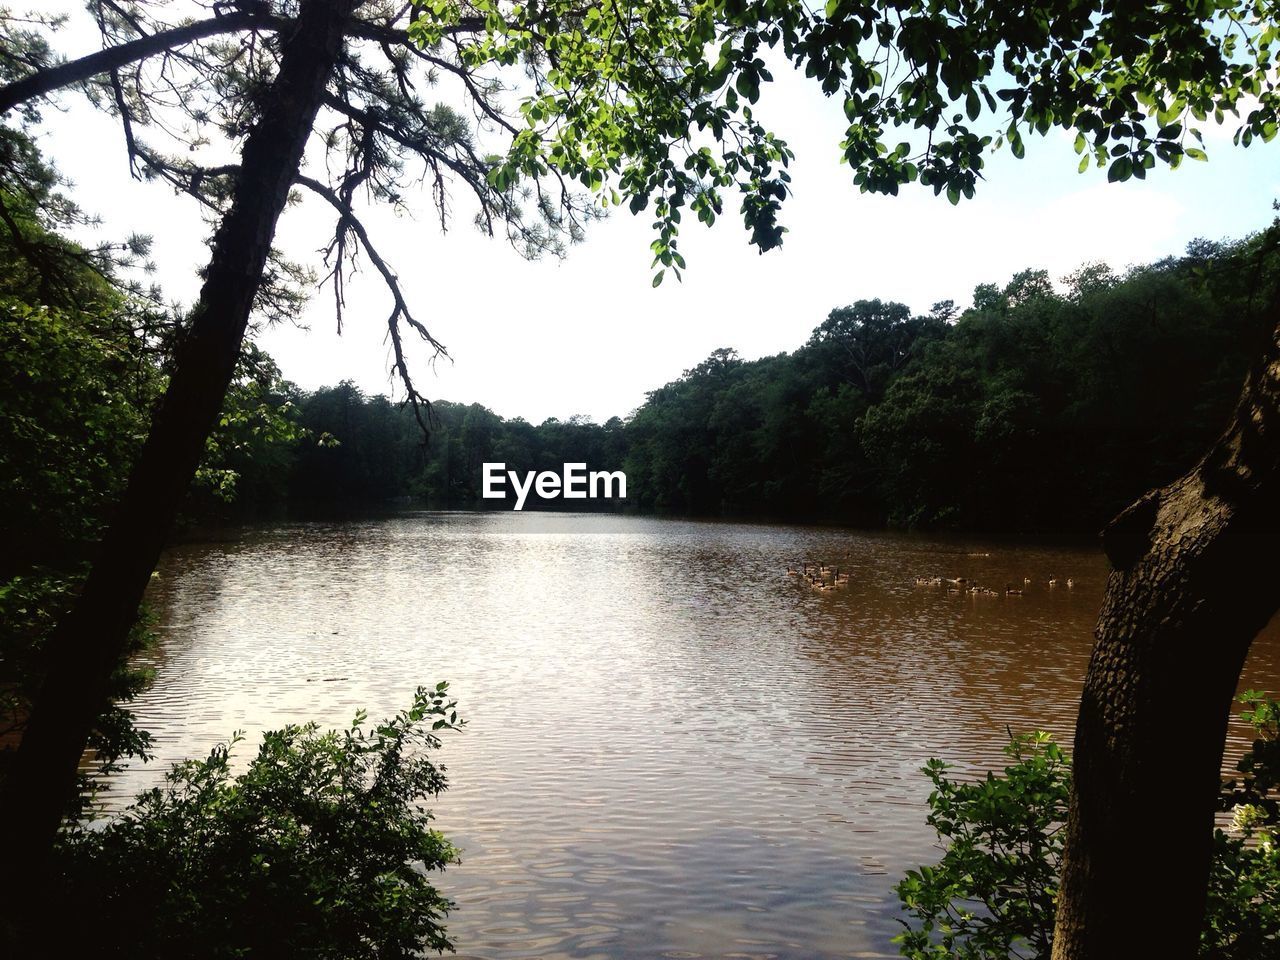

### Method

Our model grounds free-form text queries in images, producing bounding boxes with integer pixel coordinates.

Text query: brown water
[110,511,1280,959]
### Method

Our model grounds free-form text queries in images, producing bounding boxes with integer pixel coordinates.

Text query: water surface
[111,512,1280,959]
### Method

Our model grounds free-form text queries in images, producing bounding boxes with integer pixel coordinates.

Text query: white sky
[33,5,1280,424]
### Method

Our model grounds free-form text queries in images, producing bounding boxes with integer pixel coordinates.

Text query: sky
[34,6,1280,424]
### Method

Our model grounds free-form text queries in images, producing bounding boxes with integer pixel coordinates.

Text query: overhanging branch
[295,172,446,434]
[0,10,274,115]
[0,9,492,117]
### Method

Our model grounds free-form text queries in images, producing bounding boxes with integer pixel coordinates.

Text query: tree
[0,125,307,837]
[0,0,365,906]
[3,1,1280,955]
[807,300,945,401]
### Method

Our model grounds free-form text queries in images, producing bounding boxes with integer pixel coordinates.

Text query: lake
[112,512,1280,959]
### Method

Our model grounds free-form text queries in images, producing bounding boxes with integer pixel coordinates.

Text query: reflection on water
[108,512,1280,959]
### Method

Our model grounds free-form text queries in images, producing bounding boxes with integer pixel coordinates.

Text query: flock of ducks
[786,560,1076,598]
[786,562,851,592]
[913,574,1074,597]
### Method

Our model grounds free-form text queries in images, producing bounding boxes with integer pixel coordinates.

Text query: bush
[896,695,1280,959]
[52,684,462,960]
[894,733,1068,959]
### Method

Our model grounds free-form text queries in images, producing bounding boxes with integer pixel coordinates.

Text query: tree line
[229,230,1273,535]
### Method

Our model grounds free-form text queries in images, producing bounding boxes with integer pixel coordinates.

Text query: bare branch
[295,172,446,435]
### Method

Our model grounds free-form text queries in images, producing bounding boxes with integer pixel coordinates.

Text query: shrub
[896,695,1280,959]
[53,684,462,960]
[894,733,1068,960]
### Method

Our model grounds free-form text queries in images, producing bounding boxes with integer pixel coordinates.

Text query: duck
[1048,578,1059,587]
[1005,586,1023,596]
[1023,576,1032,585]
[1066,578,1074,588]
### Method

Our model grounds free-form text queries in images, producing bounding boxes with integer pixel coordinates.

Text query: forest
[207,230,1276,534]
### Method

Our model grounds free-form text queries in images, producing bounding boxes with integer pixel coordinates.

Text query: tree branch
[295,173,446,434]
[0,9,493,118]
[0,11,281,115]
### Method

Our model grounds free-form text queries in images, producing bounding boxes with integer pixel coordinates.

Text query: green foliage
[54,685,462,960]
[408,0,1279,275]
[630,229,1275,527]
[412,0,796,274]
[895,734,1068,960]
[0,296,153,557]
[0,200,163,806]
[257,228,1275,531]
[0,129,310,809]
[1207,692,1280,959]
[895,696,1280,959]
[194,343,310,508]
[285,385,628,508]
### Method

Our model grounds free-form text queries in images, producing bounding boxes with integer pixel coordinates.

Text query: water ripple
[97,512,1280,960]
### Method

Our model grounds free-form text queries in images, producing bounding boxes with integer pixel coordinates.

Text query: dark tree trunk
[1052,299,1280,959]
[0,0,356,903]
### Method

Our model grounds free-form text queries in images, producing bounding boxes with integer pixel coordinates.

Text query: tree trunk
[1052,294,1280,958]
[0,0,356,901]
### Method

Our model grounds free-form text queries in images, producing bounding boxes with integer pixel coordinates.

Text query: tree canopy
[4,1,1277,299]
[412,0,1280,280]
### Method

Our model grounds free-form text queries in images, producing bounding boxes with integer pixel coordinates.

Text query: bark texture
[0,0,357,900]
[1052,299,1280,959]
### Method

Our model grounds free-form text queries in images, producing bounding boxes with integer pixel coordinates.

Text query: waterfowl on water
[1048,578,1058,587]
[1066,578,1075,588]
